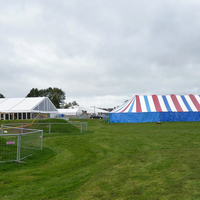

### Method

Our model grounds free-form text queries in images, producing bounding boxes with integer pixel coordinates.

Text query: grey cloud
[1,0,200,107]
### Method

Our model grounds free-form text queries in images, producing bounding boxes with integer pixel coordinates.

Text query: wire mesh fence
[0,134,18,163]
[0,121,87,163]
[68,121,87,133]
[2,122,87,134]
[0,125,43,163]
[20,131,43,160]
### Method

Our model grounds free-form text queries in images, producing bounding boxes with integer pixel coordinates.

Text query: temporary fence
[103,114,109,122]
[0,125,43,163]
[0,121,87,163]
[1,122,87,134]
[68,121,87,133]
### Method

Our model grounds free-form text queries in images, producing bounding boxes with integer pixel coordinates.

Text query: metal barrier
[1,122,87,134]
[103,114,109,122]
[0,121,87,163]
[68,121,87,133]
[0,125,43,163]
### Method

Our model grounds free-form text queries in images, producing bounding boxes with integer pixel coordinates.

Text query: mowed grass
[1,119,200,199]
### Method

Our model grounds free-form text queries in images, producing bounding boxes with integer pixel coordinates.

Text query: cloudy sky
[0,0,200,108]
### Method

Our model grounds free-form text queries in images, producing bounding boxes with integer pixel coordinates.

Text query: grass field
[1,119,200,199]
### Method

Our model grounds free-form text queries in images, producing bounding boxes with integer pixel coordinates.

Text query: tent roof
[0,97,58,113]
[72,106,109,114]
[57,108,81,113]
[111,94,200,113]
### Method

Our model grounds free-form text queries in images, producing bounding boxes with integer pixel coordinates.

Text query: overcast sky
[1,0,200,108]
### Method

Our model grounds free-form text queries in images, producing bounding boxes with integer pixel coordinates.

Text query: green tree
[64,101,79,108]
[64,102,72,108]
[0,93,5,98]
[47,87,66,108]
[72,101,79,106]
[26,88,40,97]
[26,87,66,108]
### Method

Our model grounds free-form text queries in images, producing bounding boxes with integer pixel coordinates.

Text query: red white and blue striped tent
[109,94,200,123]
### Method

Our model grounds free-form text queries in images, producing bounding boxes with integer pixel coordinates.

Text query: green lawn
[1,119,200,199]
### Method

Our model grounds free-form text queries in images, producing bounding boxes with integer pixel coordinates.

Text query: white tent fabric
[0,97,58,120]
[57,106,109,117]
[0,97,57,113]
[72,106,109,115]
[109,94,200,123]
[57,108,82,116]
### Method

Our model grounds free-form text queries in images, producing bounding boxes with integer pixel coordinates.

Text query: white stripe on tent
[194,95,200,108]
[147,95,156,112]
[123,99,134,113]
[130,98,135,113]
[113,94,200,114]
[114,100,129,113]
[176,95,188,112]
[166,95,177,112]
[185,95,197,112]
[111,106,121,113]
[116,98,134,113]
[117,105,126,113]
[132,97,136,112]
[128,98,135,112]
[127,98,134,113]
[140,96,147,112]
[157,95,167,112]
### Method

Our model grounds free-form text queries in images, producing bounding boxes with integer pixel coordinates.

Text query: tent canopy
[57,108,82,116]
[0,97,57,113]
[109,94,200,123]
[72,106,109,115]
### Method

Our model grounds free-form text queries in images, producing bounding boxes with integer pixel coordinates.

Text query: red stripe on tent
[120,99,133,113]
[136,95,142,112]
[152,95,162,111]
[170,94,183,112]
[189,95,200,111]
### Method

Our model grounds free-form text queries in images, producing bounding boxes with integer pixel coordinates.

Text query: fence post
[1,125,3,135]
[41,131,43,150]
[49,123,51,134]
[17,134,21,161]
[21,124,23,134]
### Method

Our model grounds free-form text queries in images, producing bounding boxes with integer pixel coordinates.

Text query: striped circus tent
[109,94,200,123]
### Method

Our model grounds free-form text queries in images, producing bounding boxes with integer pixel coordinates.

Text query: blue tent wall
[109,112,200,123]
[159,112,200,122]
[109,112,160,123]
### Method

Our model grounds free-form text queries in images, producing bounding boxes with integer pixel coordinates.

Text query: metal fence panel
[0,135,18,163]
[1,121,87,163]
[2,122,87,134]
[0,125,43,163]
[20,131,43,160]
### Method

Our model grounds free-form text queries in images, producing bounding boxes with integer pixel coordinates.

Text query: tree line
[0,87,79,109]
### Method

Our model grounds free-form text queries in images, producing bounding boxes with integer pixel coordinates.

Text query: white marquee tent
[73,106,109,115]
[57,108,82,116]
[57,106,109,118]
[0,97,58,120]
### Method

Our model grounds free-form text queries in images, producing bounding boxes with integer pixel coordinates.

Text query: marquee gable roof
[0,97,57,113]
[111,94,200,113]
